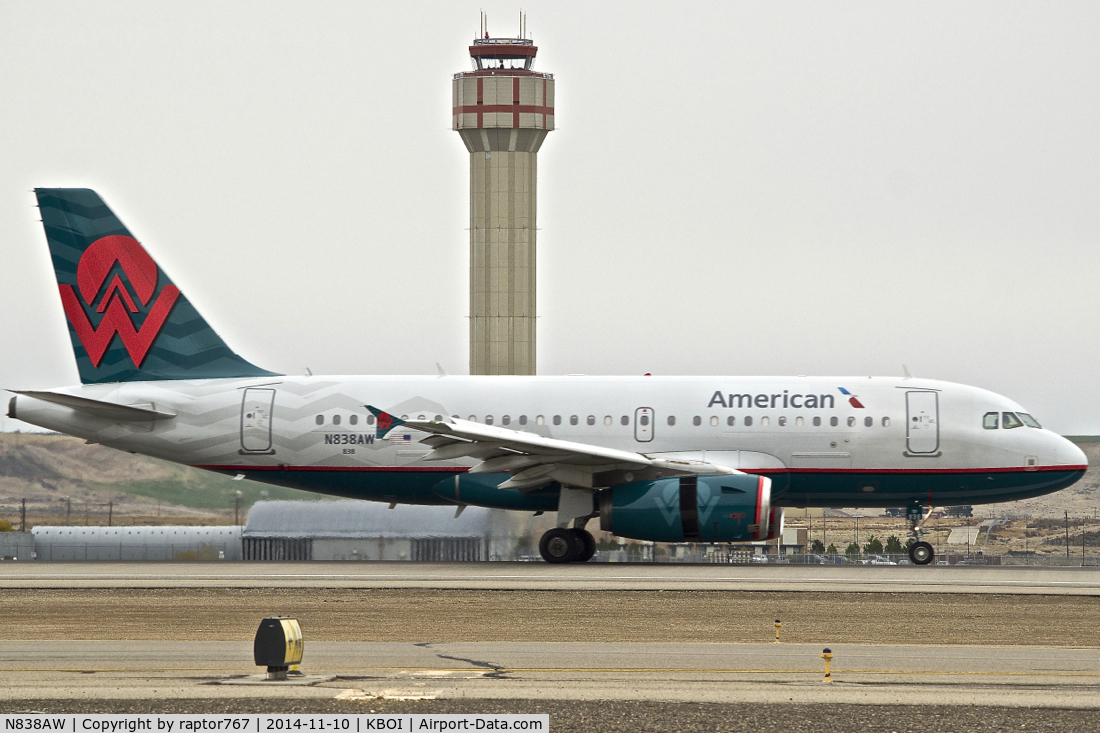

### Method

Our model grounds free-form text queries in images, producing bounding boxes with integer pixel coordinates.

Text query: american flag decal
[389,433,412,446]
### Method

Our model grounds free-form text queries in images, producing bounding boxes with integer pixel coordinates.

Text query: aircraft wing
[368,407,737,491]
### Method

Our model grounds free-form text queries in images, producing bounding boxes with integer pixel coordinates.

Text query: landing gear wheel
[540,528,582,563]
[909,541,934,566]
[572,529,596,562]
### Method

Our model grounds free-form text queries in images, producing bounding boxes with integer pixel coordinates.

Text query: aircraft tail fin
[34,188,278,384]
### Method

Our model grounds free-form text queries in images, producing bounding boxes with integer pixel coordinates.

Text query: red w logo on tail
[58,235,180,368]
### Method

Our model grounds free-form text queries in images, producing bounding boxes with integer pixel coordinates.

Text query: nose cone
[1059,437,1088,468]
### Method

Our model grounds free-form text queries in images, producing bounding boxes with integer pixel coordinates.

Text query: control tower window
[983,412,999,430]
[1018,413,1042,428]
[1002,412,1024,429]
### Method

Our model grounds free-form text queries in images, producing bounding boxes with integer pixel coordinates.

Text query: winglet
[902,364,913,380]
[366,405,406,439]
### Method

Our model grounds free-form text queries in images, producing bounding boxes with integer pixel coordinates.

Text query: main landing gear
[539,527,596,564]
[906,503,935,566]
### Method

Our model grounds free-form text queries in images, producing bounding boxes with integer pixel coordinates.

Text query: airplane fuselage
[10,374,1086,511]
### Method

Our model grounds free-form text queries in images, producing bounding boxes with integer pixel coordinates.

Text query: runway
[3,563,1099,724]
[3,561,1100,594]
[2,641,1099,709]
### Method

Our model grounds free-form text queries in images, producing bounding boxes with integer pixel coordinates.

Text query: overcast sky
[0,1,1097,434]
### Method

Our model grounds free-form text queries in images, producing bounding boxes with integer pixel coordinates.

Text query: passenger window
[502,415,510,425]
[761,416,770,427]
[468,415,477,422]
[727,416,735,426]
[537,415,545,425]
[778,416,787,427]
[367,415,376,425]
[1018,413,1042,428]
[553,415,561,426]
[587,415,596,426]
[847,417,856,427]
[693,416,702,426]
[604,415,612,426]
[350,415,358,426]
[710,416,719,427]
[830,417,838,427]
[485,415,494,425]
[864,416,873,427]
[745,416,753,427]
[813,416,821,427]
[795,416,804,427]
[881,417,890,427]
[519,415,528,425]
[316,415,324,425]
[640,415,650,426]
[621,415,629,426]
[333,414,342,426]
[570,415,579,426]
[434,415,442,421]
[1002,412,1023,429]
[667,416,676,426]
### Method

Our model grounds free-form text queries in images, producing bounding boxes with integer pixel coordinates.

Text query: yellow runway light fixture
[821,648,834,683]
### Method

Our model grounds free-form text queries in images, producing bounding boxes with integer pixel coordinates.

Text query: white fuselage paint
[11,375,1087,509]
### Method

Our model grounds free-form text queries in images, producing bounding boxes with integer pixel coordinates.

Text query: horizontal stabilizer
[13,390,176,422]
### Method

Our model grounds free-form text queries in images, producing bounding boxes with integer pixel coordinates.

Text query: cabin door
[240,388,276,453]
[905,391,939,454]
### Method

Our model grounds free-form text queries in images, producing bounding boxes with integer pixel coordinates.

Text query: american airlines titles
[707,390,837,410]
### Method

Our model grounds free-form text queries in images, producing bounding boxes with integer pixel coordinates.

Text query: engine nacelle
[599,473,775,543]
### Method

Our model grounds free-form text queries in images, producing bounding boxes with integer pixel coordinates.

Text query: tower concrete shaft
[453,37,554,375]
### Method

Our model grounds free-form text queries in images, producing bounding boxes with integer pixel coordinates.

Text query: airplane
[7,189,1088,565]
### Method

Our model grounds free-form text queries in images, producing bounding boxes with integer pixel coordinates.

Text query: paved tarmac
[3,561,1100,594]
[1,641,1098,709]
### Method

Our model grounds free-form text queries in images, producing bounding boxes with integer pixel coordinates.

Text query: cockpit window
[982,412,999,430]
[1017,413,1042,428]
[1002,412,1024,429]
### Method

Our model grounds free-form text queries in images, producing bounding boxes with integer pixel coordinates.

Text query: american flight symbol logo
[57,235,180,368]
[837,387,865,409]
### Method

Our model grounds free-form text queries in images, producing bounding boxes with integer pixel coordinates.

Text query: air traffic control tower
[453,30,554,375]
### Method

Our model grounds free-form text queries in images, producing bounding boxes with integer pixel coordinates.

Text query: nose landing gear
[906,503,935,565]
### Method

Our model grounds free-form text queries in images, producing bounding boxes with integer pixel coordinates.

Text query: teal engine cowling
[598,473,782,543]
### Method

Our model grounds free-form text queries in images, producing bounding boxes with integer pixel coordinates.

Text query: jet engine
[598,473,781,543]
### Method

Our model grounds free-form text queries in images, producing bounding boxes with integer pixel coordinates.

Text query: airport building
[30,525,243,561]
[453,22,554,375]
[240,500,519,561]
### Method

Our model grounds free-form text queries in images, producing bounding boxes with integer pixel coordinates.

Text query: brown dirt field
[2,588,1097,646]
